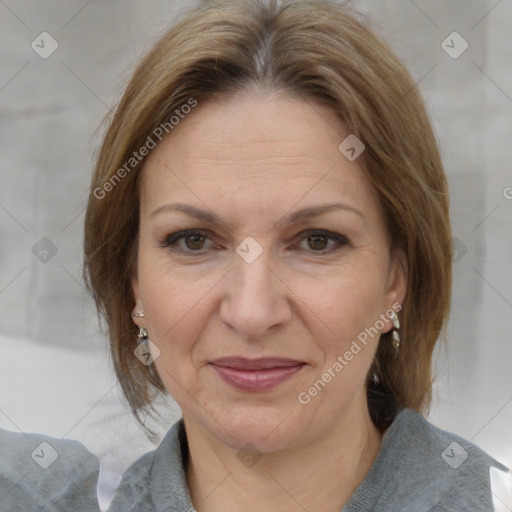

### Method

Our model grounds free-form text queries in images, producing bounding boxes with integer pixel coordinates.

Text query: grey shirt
[1,409,508,511]
[0,428,100,511]
[108,409,508,511]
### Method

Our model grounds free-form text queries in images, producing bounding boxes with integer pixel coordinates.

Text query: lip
[209,357,305,392]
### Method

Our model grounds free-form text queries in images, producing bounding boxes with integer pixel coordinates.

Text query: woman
[80,0,508,511]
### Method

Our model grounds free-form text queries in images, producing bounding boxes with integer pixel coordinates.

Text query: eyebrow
[150,202,364,230]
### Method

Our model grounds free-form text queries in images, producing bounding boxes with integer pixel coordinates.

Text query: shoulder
[393,408,504,473]
[0,428,101,511]
[107,419,194,512]
[402,410,508,510]
[344,409,509,512]
[106,449,157,512]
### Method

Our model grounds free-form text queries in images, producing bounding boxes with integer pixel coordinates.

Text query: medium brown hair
[84,0,452,432]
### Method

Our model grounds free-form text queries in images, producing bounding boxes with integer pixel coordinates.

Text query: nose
[219,248,292,339]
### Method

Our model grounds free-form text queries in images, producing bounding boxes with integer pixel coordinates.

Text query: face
[131,89,406,453]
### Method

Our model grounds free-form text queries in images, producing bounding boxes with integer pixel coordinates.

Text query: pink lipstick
[209,357,305,391]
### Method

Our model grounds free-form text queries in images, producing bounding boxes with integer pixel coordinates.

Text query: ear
[382,248,407,331]
[131,273,145,328]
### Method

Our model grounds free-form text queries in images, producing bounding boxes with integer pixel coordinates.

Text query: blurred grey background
[1,0,511,508]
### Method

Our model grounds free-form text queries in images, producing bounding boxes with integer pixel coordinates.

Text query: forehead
[147,90,345,170]
[139,90,379,220]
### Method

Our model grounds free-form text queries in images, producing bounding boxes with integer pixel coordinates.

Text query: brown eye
[184,234,206,250]
[162,230,214,254]
[296,230,348,254]
[307,234,329,251]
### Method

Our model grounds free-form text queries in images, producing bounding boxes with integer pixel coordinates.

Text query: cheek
[141,275,210,399]
[136,233,220,324]
[304,256,388,330]
[135,252,224,379]
[139,273,210,339]
[302,260,388,375]
[294,272,385,414]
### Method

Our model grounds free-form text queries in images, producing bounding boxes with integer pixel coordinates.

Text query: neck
[184,400,383,512]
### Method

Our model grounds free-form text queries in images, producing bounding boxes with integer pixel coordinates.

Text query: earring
[132,312,145,318]
[389,310,400,353]
[134,327,160,367]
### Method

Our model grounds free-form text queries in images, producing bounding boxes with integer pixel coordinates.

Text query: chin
[199,402,307,452]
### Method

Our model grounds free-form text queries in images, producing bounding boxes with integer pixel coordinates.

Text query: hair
[84,0,452,433]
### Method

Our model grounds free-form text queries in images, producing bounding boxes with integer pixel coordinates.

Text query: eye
[161,230,216,253]
[295,230,348,254]
[160,229,348,256]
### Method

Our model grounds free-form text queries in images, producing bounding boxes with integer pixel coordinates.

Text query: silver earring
[389,311,400,353]
[138,327,148,341]
[132,312,145,318]
[135,327,160,367]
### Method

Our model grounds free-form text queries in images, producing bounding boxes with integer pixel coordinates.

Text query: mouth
[209,357,306,392]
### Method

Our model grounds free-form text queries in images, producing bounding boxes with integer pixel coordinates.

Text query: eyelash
[160,229,349,256]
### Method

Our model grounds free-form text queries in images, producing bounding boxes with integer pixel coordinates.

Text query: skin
[131,88,407,512]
